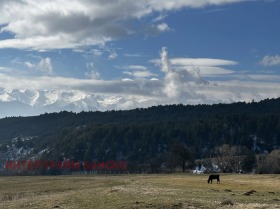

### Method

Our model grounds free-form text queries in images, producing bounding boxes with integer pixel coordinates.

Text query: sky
[0,0,280,110]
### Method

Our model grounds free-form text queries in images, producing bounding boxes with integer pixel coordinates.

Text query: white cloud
[123,70,157,78]
[120,65,148,71]
[91,49,103,56]
[146,0,245,10]
[159,47,207,99]
[260,54,280,66]
[152,14,168,23]
[156,23,170,32]
[24,62,35,69]
[150,78,159,81]
[124,53,143,57]
[104,47,119,60]
[120,65,157,78]
[122,78,134,82]
[160,47,172,73]
[85,62,101,80]
[246,74,280,81]
[151,55,237,76]
[85,71,101,80]
[1,71,279,107]
[0,0,249,50]
[193,66,234,76]
[0,68,280,110]
[174,66,234,76]
[108,52,118,60]
[1,46,279,113]
[147,22,172,36]
[38,58,53,74]
[170,58,238,66]
[24,57,53,75]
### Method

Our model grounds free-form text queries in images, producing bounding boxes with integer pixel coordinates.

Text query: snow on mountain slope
[0,88,140,118]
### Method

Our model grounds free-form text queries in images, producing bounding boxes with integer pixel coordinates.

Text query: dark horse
[207,175,220,184]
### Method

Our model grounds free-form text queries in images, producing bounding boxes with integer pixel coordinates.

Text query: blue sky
[0,0,280,109]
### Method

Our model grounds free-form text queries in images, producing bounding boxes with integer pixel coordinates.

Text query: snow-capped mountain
[0,88,140,118]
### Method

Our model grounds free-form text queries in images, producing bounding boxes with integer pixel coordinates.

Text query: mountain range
[0,88,140,118]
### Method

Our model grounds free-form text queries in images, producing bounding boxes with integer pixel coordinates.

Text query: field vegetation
[0,174,279,209]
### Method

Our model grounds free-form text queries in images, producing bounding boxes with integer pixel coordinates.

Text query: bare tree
[214,144,241,173]
[170,142,194,172]
[256,150,280,174]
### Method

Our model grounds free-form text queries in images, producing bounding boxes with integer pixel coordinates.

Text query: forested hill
[0,98,280,173]
[1,98,279,141]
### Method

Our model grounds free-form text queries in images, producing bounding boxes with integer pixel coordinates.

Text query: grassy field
[0,174,279,209]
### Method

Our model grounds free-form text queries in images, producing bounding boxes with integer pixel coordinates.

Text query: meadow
[0,174,279,209]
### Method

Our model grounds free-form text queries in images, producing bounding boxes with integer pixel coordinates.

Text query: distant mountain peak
[0,89,140,118]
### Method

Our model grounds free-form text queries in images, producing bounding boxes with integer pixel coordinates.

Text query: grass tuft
[221,199,234,206]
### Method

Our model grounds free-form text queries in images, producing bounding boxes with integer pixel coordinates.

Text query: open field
[0,174,279,209]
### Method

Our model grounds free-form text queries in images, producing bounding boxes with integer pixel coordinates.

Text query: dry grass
[0,174,279,209]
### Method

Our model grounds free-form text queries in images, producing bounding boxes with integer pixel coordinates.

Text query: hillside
[0,98,280,174]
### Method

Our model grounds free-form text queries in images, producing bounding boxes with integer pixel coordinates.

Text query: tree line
[0,98,280,174]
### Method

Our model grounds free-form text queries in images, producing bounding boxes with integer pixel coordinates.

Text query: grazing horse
[207,174,220,184]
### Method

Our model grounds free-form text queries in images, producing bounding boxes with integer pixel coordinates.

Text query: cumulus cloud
[24,57,53,75]
[160,47,172,73]
[146,22,172,36]
[159,47,207,99]
[160,47,179,98]
[0,0,249,50]
[260,54,280,66]
[156,23,170,32]
[85,71,101,80]
[158,47,218,82]
[85,62,101,80]
[108,51,118,60]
